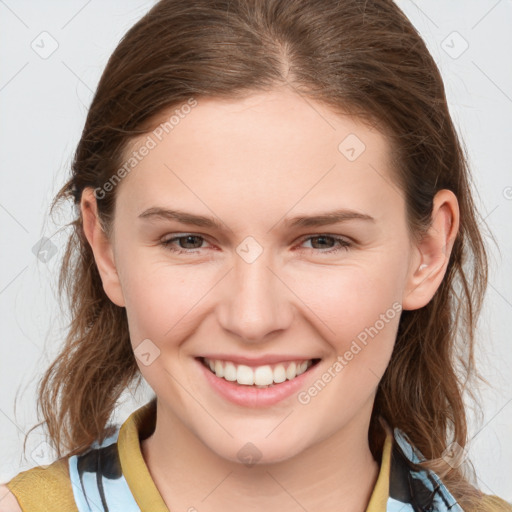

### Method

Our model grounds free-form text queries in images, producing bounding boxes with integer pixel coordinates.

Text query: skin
[79,86,459,512]
[0,486,21,512]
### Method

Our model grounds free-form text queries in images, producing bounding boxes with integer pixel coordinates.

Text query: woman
[2,0,510,510]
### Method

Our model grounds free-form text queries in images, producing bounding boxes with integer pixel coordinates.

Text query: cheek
[288,258,403,393]
[291,266,401,414]
[119,256,216,344]
[289,258,402,337]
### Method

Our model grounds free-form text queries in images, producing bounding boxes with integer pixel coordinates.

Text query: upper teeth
[204,358,314,386]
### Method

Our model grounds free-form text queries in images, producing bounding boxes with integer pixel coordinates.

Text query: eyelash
[159,233,352,255]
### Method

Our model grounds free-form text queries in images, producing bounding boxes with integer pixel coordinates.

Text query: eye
[297,234,352,254]
[160,234,209,254]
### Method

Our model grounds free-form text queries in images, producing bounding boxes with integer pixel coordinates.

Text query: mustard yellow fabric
[5,457,78,512]
[5,401,510,511]
[116,400,169,511]
[366,420,393,512]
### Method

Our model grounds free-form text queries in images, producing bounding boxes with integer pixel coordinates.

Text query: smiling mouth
[197,356,321,388]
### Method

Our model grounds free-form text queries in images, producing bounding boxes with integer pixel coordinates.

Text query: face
[83,86,455,465]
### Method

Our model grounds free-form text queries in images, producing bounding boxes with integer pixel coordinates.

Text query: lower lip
[195,357,321,408]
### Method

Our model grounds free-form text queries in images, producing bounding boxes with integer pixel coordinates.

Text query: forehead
[115,88,399,224]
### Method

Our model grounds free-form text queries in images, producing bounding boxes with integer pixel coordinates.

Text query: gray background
[1,0,511,501]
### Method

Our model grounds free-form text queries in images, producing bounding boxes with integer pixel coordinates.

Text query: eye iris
[180,235,202,248]
[311,236,334,249]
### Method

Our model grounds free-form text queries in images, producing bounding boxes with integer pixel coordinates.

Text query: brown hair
[25,0,493,507]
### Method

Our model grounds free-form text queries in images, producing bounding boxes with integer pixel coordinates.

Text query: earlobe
[402,189,459,311]
[80,188,126,307]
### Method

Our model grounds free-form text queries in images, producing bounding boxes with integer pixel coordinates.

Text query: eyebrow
[138,207,375,230]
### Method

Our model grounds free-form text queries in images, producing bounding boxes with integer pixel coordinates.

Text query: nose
[217,248,294,343]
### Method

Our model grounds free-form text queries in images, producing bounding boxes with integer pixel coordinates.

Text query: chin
[204,433,310,468]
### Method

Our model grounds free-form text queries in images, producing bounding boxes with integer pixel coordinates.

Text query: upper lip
[197,354,321,367]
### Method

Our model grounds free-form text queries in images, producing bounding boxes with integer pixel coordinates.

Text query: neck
[141,400,381,512]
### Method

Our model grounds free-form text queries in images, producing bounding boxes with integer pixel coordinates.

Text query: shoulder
[1,458,78,512]
[0,484,22,512]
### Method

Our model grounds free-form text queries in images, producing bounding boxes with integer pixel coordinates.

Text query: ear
[80,187,125,307]
[402,189,460,311]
